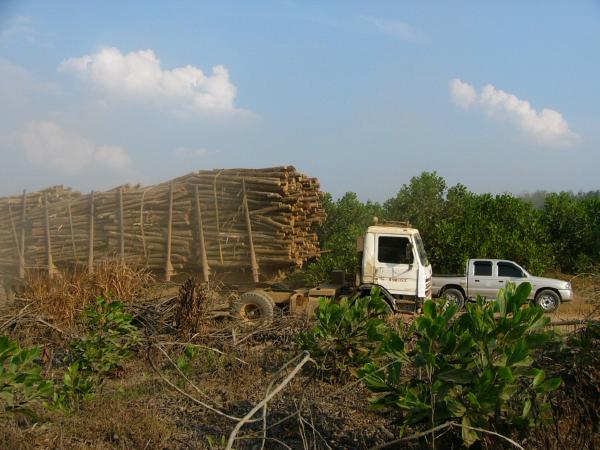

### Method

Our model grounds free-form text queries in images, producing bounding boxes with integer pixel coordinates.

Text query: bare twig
[0,303,31,331]
[369,421,525,450]
[36,317,68,335]
[158,341,248,365]
[260,352,306,450]
[147,343,253,423]
[225,352,313,450]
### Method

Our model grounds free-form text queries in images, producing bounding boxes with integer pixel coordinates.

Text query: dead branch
[225,352,313,450]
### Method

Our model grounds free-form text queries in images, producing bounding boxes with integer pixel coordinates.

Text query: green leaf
[438,368,473,384]
[461,415,479,447]
[536,377,561,393]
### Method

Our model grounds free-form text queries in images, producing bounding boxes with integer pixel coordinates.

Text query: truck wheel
[535,290,560,313]
[231,291,275,325]
[442,288,465,309]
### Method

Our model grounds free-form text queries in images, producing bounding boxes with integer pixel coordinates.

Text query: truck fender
[356,284,396,312]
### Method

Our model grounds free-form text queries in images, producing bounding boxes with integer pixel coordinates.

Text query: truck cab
[357,221,432,309]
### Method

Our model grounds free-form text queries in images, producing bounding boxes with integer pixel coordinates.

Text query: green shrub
[360,282,560,447]
[0,336,53,414]
[51,362,95,411]
[53,297,139,411]
[298,288,389,381]
[71,297,140,378]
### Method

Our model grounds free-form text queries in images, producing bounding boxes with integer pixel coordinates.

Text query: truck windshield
[414,233,429,266]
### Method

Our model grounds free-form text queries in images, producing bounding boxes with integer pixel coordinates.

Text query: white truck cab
[358,221,432,306]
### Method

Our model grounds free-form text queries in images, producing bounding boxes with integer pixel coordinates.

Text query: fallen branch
[225,351,313,450]
[147,343,252,423]
[369,421,525,450]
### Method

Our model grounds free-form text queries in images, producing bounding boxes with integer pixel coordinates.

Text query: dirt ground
[0,271,598,449]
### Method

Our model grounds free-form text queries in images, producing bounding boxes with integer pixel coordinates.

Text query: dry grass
[22,259,154,324]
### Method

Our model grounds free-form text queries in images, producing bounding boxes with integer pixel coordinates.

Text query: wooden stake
[19,190,26,278]
[67,195,77,261]
[242,178,260,283]
[139,189,148,263]
[194,184,210,282]
[213,175,223,264]
[88,191,95,274]
[8,204,22,277]
[44,193,57,277]
[165,183,174,281]
[118,187,125,262]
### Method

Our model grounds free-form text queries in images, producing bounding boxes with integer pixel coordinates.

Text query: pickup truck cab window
[498,262,524,278]
[377,236,412,264]
[474,261,492,276]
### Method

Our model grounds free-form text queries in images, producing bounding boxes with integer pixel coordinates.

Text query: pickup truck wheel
[231,291,275,325]
[535,290,560,313]
[442,288,465,309]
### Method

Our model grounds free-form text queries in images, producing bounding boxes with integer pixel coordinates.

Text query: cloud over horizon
[19,121,131,173]
[450,79,579,147]
[61,47,243,118]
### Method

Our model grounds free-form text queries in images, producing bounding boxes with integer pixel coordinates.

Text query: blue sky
[0,1,598,201]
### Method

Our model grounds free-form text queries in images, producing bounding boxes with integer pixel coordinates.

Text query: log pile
[0,167,326,282]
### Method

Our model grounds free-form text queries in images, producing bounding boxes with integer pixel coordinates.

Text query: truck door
[374,235,418,296]
[496,261,527,289]
[470,260,496,298]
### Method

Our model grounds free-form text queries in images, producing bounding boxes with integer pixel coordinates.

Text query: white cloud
[173,146,220,159]
[363,16,424,42]
[449,79,477,110]
[61,47,243,118]
[19,121,131,173]
[450,78,579,147]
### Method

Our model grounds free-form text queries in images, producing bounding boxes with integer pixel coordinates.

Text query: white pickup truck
[432,259,573,312]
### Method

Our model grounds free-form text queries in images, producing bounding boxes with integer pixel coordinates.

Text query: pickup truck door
[373,234,418,296]
[496,261,527,290]
[469,260,496,298]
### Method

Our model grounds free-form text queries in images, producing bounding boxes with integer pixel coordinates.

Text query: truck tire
[231,291,275,325]
[535,289,560,313]
[442,288,465,309]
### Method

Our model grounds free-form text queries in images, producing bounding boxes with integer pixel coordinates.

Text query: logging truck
[231,220,433,321]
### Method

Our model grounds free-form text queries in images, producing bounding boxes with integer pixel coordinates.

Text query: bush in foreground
[360,283,560,447]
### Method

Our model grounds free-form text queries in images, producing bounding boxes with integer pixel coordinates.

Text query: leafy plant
[360,282,560,447]
[71,297,140,378]
[0,336,53,414]
[176,345,200,375]
[53,297,139,411]
[298,288,389,380]
[51,362,95,412]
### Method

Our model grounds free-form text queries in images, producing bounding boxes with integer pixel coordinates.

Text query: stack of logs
[0,167,326,282]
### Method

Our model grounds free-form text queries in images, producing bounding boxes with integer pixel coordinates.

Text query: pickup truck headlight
[565,282,572,290]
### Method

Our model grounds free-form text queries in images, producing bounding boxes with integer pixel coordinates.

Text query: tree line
[305,172,599,282]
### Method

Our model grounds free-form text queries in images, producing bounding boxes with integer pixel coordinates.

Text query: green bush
[0,335,53,414]
[53,297,139,411]
[298,288,389,381]
[71,297,140,377]
[51,362,95,411]
[360,283,560,447]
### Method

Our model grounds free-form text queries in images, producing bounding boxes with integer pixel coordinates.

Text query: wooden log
[44,193,57,277]
[118,187,125,262]
[88,191,95,274]
[165,183,174,281]
[242,178,259,283]
[194,184,210,282]
[19,190,26,278]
